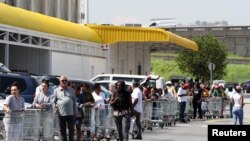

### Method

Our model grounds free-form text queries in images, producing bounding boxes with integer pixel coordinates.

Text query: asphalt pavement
[131,95,250,141]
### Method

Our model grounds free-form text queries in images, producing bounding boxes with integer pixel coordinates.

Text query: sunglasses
[61,80,68,82]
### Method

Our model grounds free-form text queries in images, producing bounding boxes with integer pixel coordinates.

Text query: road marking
[176,124,190,127]
[201,125,207,128]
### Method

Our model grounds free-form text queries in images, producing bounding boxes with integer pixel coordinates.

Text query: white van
[90,74,146,84]
[90,74,162,88]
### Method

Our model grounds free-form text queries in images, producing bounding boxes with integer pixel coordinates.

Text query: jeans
[179,101,186,121]
[114,114,130,141]
[232,107,243,125]
[134,111,142,137]
[230,102,233,118]
[59,115,75,141]
[192,100,202,118]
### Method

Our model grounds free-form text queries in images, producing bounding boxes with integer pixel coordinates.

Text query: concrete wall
[51,51,106,80]
[167,26,250,57]
[109,42,150,75]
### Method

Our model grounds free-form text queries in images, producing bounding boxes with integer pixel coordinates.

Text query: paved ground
[130,96,250,141]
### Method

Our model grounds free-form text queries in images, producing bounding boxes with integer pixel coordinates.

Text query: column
[55,0,60,18]
[67,0,72,21]
[43,0,49,15]
[4,32,9,68]
[76,0,81,23]
[30,0,35,11]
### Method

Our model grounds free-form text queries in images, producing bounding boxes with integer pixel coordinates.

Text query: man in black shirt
[192,82,203,119]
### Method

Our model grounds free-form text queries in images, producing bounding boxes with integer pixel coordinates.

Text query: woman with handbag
[110,81,134,141]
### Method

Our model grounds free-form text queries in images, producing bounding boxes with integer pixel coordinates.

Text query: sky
[88,0,250,26]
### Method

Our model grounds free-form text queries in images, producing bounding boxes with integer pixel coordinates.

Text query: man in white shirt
[177,82,188,123]
[131,82,143,140]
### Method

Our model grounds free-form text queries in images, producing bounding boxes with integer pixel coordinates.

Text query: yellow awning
[0,3,103,43]
[86,24,198,51]
[0,3,198,51]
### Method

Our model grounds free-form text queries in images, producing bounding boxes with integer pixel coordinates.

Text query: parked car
[212,80,227,88]
[224,82,239,93]
[38,75,60,88]
[68,78,111,100]
[0,72,39,103]
[241,80,250,93]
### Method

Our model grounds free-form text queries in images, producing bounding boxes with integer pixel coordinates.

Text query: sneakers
[179,120,188,123]
[133,136,142,140]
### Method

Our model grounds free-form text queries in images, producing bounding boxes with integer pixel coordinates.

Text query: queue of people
[2,76,245,141]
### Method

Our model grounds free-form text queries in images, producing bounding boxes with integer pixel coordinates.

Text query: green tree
[175,34,228,83]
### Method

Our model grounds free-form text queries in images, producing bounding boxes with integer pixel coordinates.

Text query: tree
[175,34,228,83]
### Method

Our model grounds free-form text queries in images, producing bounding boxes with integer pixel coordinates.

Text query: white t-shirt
[131,87,143,113]
[177,87,187,102]
[232,92,242,107]
[227,91,235,99]
[92,91,106,109]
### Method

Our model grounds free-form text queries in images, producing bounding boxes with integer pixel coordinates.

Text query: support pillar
[4,32,9,68]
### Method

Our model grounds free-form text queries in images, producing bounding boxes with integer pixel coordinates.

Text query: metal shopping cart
[81,105,95,140]
[40,109,54,141]
[23,108,41,140]
[151,100,164,128]
[141,101,153,131]
[208,97,222,118]
[2,110,24,141]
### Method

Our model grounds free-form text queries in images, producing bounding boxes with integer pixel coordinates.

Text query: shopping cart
[2,110,24,141]
[81,105,95,140]
[184,96,193,122]
[208,97,222,118]
[163,98,178,126]
[151,100,164,127]
[23,108,41,140]
[105,104,118,140]
[95,105,108,140]
[141,101,153,131]
[40,109,54,141]
[222,99,231,118]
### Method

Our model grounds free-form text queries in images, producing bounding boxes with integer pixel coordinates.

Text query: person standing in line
[166,81,177,98]
[232,86,244,125]
[226,86,235,118]
[53,76,77,141]
[192,82,203,119]
[131,82,143,140]
[70,83,83,141]
[110,81,134,141]
[33,80,54,110]
[177,82,188,123]
[35,77,54,96]
[3,82,25,141]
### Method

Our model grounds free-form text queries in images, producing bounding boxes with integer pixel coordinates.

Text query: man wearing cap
[166,81,177,98]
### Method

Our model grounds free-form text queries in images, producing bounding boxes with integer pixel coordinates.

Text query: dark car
[224,82,239,91]
[39,75,60,88]
[241,80,250,93]
[0,72,39,103]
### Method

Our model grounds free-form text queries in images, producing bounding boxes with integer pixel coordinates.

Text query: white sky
[89,0,249,26]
